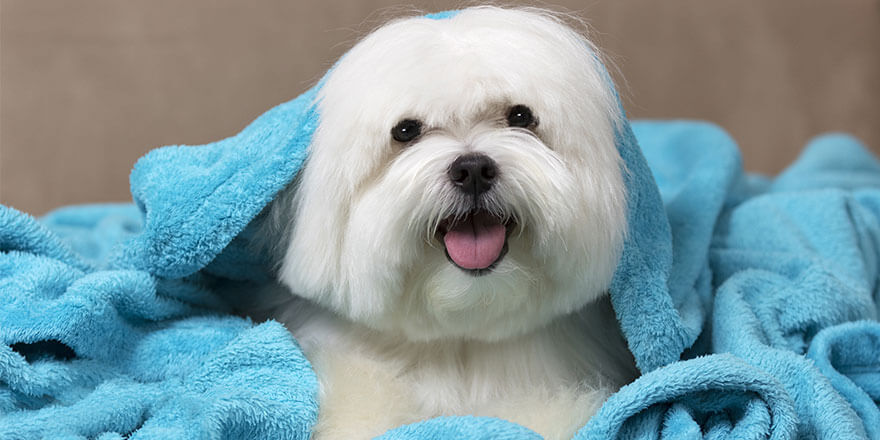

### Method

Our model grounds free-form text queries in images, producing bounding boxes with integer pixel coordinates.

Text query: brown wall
[2,0,879,215]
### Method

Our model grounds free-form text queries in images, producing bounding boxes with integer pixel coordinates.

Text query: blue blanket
[1,10,878,439]
[2,121,878,439]
[577,122,880,440]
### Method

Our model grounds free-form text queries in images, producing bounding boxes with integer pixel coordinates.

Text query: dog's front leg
[310,351,422,440]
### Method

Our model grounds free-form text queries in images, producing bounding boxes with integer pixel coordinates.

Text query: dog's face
[277,7,627,341]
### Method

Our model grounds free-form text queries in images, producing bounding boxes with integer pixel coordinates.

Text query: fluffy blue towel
[2,10,878,439]
[708,131,880,439]
[601,121,880,440]
[0,207,319,439]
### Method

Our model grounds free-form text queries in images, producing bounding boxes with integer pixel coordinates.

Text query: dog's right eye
[507,105,536,128]
[391,119,423,143]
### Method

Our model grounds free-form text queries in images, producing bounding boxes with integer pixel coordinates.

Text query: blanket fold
[576,354,797,440]
[807,321,880,440]
[0,207,319,439]
[116,86,320,280]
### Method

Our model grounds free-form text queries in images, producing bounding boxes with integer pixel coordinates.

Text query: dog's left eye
[507,105,536,128]
[391,119,423,143]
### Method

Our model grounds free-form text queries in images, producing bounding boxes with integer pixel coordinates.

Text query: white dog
[253,6,638,439]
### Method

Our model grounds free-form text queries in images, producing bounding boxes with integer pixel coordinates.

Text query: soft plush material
[706,130,880,439]
[0,206,319,439]
[602,121,880,440]
[576,353,798,440]
[807,321,880,440]
[1,11,878,440]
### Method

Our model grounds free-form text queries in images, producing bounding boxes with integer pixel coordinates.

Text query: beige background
[1,0,878,215]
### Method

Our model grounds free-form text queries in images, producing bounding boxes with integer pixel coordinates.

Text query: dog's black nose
[448,153,497,196]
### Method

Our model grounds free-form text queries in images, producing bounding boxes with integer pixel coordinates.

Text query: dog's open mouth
[436,210,514,275]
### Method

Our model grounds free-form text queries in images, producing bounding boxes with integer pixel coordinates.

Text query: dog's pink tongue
[444,212,506,270]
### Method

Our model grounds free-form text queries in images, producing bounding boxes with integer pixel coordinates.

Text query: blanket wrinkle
[633,120,744,360]
[807,321,880,440]
[576,354,797,440]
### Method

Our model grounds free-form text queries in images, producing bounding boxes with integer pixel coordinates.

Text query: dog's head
[273,7,627,341]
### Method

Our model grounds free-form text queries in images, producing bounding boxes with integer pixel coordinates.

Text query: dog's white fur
[254,7,637,439]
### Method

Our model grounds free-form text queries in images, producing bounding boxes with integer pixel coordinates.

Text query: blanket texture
[2,10,878,440]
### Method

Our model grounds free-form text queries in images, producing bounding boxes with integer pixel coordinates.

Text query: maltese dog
[254,6,638,439]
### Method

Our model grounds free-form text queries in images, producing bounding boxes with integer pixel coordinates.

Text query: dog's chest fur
[273,296,635,439]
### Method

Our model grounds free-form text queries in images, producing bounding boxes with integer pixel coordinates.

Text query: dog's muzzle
[436,154,514,274]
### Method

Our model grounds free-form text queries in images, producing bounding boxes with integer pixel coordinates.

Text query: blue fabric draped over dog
[2,11,879,440]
